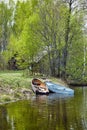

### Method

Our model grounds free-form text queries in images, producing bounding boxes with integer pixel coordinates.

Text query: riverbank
[0,70,33,103]
[0,70,67,104]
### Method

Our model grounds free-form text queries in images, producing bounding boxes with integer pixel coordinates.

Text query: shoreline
[1,70,85,104]
[0,71,67,104]
[0,71,34,103]
[0,84,33,104]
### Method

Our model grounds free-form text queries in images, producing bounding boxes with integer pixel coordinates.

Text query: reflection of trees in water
[34,92,87,130]
[0,106,11,130]
[62,101,68,130]
[82,87,87,129]
[34,95,69,130]
[1,89,87,130]
[71,87,87,130]
[46,99,69,130]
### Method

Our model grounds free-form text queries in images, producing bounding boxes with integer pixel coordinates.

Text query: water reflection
[0,87,87,130]
[0,106,11,130]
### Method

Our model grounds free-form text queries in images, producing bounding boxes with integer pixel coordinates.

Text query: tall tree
[0,0,13,52]
[6,0,40,69]
[32,0,68,76]
[0,0,14,69]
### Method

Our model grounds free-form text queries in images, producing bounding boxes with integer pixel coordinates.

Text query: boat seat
[33,82,40,85]
[32,80,40,85]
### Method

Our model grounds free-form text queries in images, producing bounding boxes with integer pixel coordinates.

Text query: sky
[0,0,25,3]
[0,0,17,3]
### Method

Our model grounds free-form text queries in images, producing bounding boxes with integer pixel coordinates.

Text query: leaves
[1,0,87,81]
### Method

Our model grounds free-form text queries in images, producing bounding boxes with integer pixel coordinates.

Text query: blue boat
[45,81,74,95]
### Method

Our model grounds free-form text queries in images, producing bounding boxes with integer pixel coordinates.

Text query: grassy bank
[0,70,67,103]
[0,70,34,103]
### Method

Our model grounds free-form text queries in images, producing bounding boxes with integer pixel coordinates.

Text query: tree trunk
[61,0,72,79]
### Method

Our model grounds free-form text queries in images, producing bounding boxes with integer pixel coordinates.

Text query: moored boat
[31,78,49,95]
[45,81,74,95]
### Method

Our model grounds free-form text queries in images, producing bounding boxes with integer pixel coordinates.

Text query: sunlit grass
[0,70,33,88]
[0,70,67,88]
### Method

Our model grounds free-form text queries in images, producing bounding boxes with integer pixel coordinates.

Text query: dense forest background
[0,0,87,82]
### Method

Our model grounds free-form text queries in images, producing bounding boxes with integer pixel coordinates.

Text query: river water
[0,87,87,130]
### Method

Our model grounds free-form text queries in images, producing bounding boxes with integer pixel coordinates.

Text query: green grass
[0,70,34,103]
[0,70,32,88]
[0,70,67,89]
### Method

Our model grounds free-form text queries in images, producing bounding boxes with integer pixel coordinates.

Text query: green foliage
[1,0,87,81]
[0,0,15,70]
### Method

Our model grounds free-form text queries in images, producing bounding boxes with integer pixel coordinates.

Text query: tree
[32,0,69,76]
[0,0,14,52]
[2,0,87,83]
[6,0,40,69]
[0,0,14,69]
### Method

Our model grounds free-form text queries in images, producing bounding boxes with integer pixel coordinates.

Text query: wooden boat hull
[31,78,49,95]
[45,81,74,95]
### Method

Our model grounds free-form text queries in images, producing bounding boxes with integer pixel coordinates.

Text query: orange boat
[31,78,49,95]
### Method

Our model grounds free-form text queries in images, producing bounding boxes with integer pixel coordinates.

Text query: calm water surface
[0,87,87,130]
